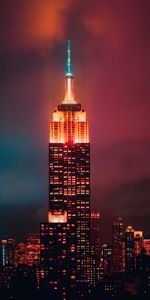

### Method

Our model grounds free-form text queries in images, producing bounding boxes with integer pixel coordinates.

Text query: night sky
[0,0,150,241]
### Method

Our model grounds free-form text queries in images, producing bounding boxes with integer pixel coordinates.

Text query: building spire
[63,38,75,103]
[66,38,73,77]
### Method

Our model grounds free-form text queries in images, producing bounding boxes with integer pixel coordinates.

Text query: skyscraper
[40,39,91,298]
[0,236,15,267]
[125,225,135,272]
[112,217,123,273]
[14,242,26,266]
[91,212,101,282]
[143,238,150,256]
[14,234,40,267]
[91,212,100,258]
[134,231,143,257]
[100,243,112,280]
[25,234,40,266]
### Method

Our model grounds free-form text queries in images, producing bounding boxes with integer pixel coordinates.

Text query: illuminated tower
[40,39,90,298]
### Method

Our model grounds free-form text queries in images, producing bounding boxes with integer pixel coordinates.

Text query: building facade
[134,231,143,257]
[143,238,150,256]
[91,212,100,282]
[125,225,135,272]
[14,234,40,267]
[0,236,15,267]
[14,242,26,266]
[25,234,40,266]
[111,217,123,273]
[40,39,91,298]
[100,243,112,280]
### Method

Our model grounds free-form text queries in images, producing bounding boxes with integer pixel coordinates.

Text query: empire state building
[40,40,91,298]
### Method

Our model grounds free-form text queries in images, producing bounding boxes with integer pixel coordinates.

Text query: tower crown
[50,39,89,144]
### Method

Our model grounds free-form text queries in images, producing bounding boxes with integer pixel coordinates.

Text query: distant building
[125,225,135,272]
[0,265,14,289]
[14,234,40,267]
[14,242,26,265]
[91,212,100,252]
[90,244,97,286]
[122,237,126,272]
[112,217,123,273]
[91,212,101,282]
[143,238,150,256]
[0,235,15,267]
[136,248,150,295]
[25,234,40,266]
[13,264,36,290]
[134,231,143,256]
[136,247,150,272]
[100,243,112,280]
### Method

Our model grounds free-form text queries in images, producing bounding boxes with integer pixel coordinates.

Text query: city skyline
[0,0,150,241]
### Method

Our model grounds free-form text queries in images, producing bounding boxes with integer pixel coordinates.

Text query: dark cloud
[0,202,47,242]
[92,139,150,188]
[0,134,48,204]
[94,177,150,241]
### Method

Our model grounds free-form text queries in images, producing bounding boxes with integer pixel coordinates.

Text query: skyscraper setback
[40,40,91,298]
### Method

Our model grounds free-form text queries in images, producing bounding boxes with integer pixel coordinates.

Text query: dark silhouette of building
[143,237,150,256]
[134,231,143,257]
[100,243,112,281]
[14,242,26,266]
[136,248,150,296]
[0,235,15,267]
[91,212,100,282]
[112,217,123,273]
[125,225,135,272]
[136,247,150,273]
[25,234,40,266]
[14,234,40,267]
[0,265,14,289]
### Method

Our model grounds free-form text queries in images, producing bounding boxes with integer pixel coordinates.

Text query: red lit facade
[14,234,40,267]
[143,238,150,256]
[134,231,143,257]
